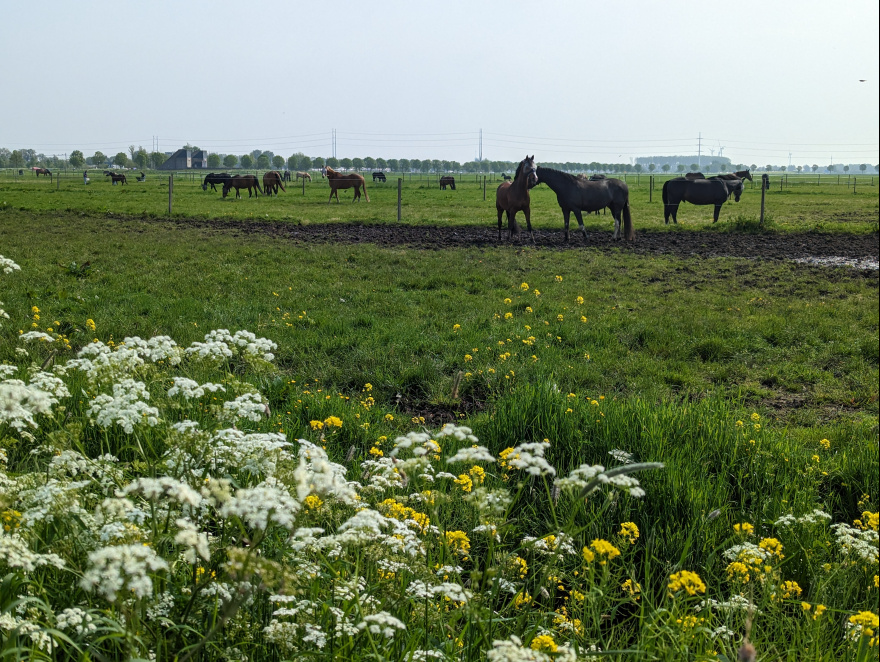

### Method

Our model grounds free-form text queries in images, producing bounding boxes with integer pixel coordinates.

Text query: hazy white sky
[2,0,877,167]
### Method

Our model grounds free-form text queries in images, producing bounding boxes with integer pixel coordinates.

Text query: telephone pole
[479,129,483,162]
[332,129,337,160]
[697,132,702,169]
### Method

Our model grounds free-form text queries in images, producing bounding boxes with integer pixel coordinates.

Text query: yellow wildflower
[621,579,641,599]
[619,522,639,545]
[759,537,785,560]
[575,296,584,305]
[454,474,473,493]
[85,318,96,332]
[469,465,486,484]
[819,438,830,450]
[513,591,532,608]
[589,539,621,565]
[734,522,754,537]
[309,420,324,430]
[323,416,343,428]
[520,282,529,291]
[530,634,557,653]
[445,531,471,558]
[304,495,323,510]
[668,570,706,596]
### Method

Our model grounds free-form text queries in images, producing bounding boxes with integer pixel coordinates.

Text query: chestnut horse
[320,166,369,203]
[263,171,286,196]
[222,174,262,199]
[34,168,52,179]
[495,155,538,241]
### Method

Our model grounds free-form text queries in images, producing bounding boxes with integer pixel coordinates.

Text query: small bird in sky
[858,79,866,82]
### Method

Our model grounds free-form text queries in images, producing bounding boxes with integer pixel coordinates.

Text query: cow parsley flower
[446,446,496,464]
[220,481,301,531]
[81,544,169,602]
[0,256,20,275]
[222,392,267,423]
[87,379,159,433]
[357,612,406,639]
[174,518,210,563]
[0,380,57,430]
[506,441,556,477]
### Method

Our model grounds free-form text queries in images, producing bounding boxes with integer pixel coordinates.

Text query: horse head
[320,166,328,179]
[732,182,742,202]
[523,155,538,188]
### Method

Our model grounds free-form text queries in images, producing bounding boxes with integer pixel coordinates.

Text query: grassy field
[1,169,878,234]
[0,205,877,660]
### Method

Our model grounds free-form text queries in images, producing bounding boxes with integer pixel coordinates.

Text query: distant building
[158,149,209,170]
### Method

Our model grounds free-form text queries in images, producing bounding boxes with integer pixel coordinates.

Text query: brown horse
[320,166,369,203]
[263,171,286,196]
[222,174,263,199]
[495,155,538,241]
[34,168,52,179]
[439,176,456,190]
[106,172,127,185]
[296,171,312,181]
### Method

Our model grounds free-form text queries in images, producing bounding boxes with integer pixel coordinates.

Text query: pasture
[0,169,878,234]
[0,184,877,660]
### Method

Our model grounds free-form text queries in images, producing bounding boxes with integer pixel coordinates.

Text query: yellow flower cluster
[668,570,706,596]
[849,611,878,647]
[734,522,755,536]
[773,580,802,601]
[621,579,641,600]
[618,522,639,545]
[303,495,323,510]
[759,537,785,561]
[379,498,430,533]
[445,531,471,558]
[856,511,878,532]
[513,591,532,608]
[583,539,621,565]
[801,602,827,620]
[511,556,528,579]
[530,634,557,653]
[1,509,22,532]
[454,474,473,493]
[86,318,96,332]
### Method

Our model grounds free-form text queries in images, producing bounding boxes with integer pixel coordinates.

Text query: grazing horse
[372,171,386,182]
[439,176,456,190]
[263,171,286,196]
[222,174,262,199]
[202,173,232,192]
[501,173,512,181]
[106,172,127,185]
[536,167,634,242]
[35,168,52,179]
[662,178,740,224]
[321,166,369,203]
[296,171,312,182]
[283,170,291,182]
[495,155,539,241]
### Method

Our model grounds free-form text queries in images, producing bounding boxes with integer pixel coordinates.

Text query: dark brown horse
[321,166,369,203]
[106,172,127,185]
[34,168,52,179]
[662,178,740,224]
[536,167,634,242]
[202,173,232,191]
[222,174,262,199]
[495,155,538,241]
[439,176,456,190]
[263,171,286,196]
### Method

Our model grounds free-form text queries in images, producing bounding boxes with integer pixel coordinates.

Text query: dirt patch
[164,217,878,265]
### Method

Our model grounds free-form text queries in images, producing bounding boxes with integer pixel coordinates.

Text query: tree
[796,166,802,173]
[128,145,137,160]
[312,156,325,169]
[223,154,238,168]
[859,164,867,173]
[69,150,85,168]
[811,164,818,172]
[340,157,352,170]
[826,164,835,172]
[421,160,432,174]
[780,166,786,172]
[689,163,699,172]
[634,164,643,173]
[298,155,312,171]
[676,164,685,173]
[843,165,849,173]
[92,151,107,167]
[376,158,387,171]
[326,157,339,169]
[150,152,167,169]
[450,160,461,172]
[352,157,364,171]
[9,150,25,169]
[648,163,656,172]
[114,152,128,168]
[208,153,222,169]
[256,154,270,169]
[399,158,410,172]
[240,154,254,169]
[135,149,150,170]
[364,157,376,170]
[662,164,670,173]
[250,150,262,161]
[272,155,285,169]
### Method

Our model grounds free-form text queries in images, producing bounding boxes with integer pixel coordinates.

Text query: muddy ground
[172,217,879,265]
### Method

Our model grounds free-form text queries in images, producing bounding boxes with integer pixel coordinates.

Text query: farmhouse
[157,149,209,170]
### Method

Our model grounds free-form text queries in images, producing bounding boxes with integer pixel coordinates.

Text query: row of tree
[2,146,877,175]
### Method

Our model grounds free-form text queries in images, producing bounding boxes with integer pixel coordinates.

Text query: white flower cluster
[608,449,634,465]
[775,509,832,528]
[356,611,406,639]
[487,636,577,662]
[122,477,202,508]
[0,380,57,430]
[446,445,495,464]
[88,379,160,433]
[0,255,20,274]
[507,441,556,477]
[554,463,646,498]
[222,392,268,423]
[19,331,56,343]
[0,530,66,571]
[406,580,472,603]
[55,607,97,636]
[80,543,169,602]
[186,329,277,363]
[122,335,183,365]
[831,522,879,564]
[174,518,210,563]
[220,481,301,531]
[167,377,225,399]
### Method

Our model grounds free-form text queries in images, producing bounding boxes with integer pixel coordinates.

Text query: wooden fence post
[482,176,486,201]
[649,175,653,202]
[397,178,402,221]
[302,175,305,196]
[760,175,767,225]
[168,175,173,215]
[56,173,60,191]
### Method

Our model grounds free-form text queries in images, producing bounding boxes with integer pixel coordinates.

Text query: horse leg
[562,209,571,243]
[713,204,721,223]
[612,207,621,240]
[523,207,535,244]
[573,209,587,241]
[497,206,504,240]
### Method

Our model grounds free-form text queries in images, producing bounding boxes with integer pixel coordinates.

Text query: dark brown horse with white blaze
[222,174,263,199]
[262,171,286,196]
[321,166,369,203]
[536,167,634,242]
[496,155,538,241]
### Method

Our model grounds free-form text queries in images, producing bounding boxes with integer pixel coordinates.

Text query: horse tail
[362,180,370,202]
[278,176,286,192]
[255,178,263,194]
[661,180,669,206]
[623,200,634,241]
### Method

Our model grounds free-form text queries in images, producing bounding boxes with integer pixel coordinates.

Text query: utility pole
[697,132,702,169]
[332,129,337,160]
[479,129,482,162]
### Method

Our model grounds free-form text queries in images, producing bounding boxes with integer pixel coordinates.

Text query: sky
[1,0,877,168]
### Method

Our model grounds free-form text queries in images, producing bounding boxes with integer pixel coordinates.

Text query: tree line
[1,146,877,175]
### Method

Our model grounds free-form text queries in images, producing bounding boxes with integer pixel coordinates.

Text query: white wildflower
[122,477,202,508]
[81,544,169,602]
[0,530,66,571]
[87,379,159,433]
[220,481,301,531]
[507,441,556,477]
[609,449,634,465]
[222,392,267,423]
[446,445,496,464]
[356,612,406,639]
[0,255,21,274]
[55,607,97,635]
[0,380,57,430]
[19,331,55,343]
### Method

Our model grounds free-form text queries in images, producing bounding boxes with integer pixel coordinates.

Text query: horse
[721,169,753,182]
[263,171,286,196]
[320,166,369,203]
[536,167,634,242]
[296,171,311,182]
[439,176,456,190]
[495,155,538,241]
[35,168,52,179]
[501,173,512,181]
[662,178,740,224]
[222,174,263,199]
[135,172,146,182]
[202,173,232,191]
[685,172,705,180]
[283,170,291,182]
[372,171,386,182]
[106,172,127,185]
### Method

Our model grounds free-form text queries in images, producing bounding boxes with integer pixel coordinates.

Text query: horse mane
[513,159,526,181]
[535,166,578,185]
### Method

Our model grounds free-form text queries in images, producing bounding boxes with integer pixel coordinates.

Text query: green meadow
[0,182,877,660]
